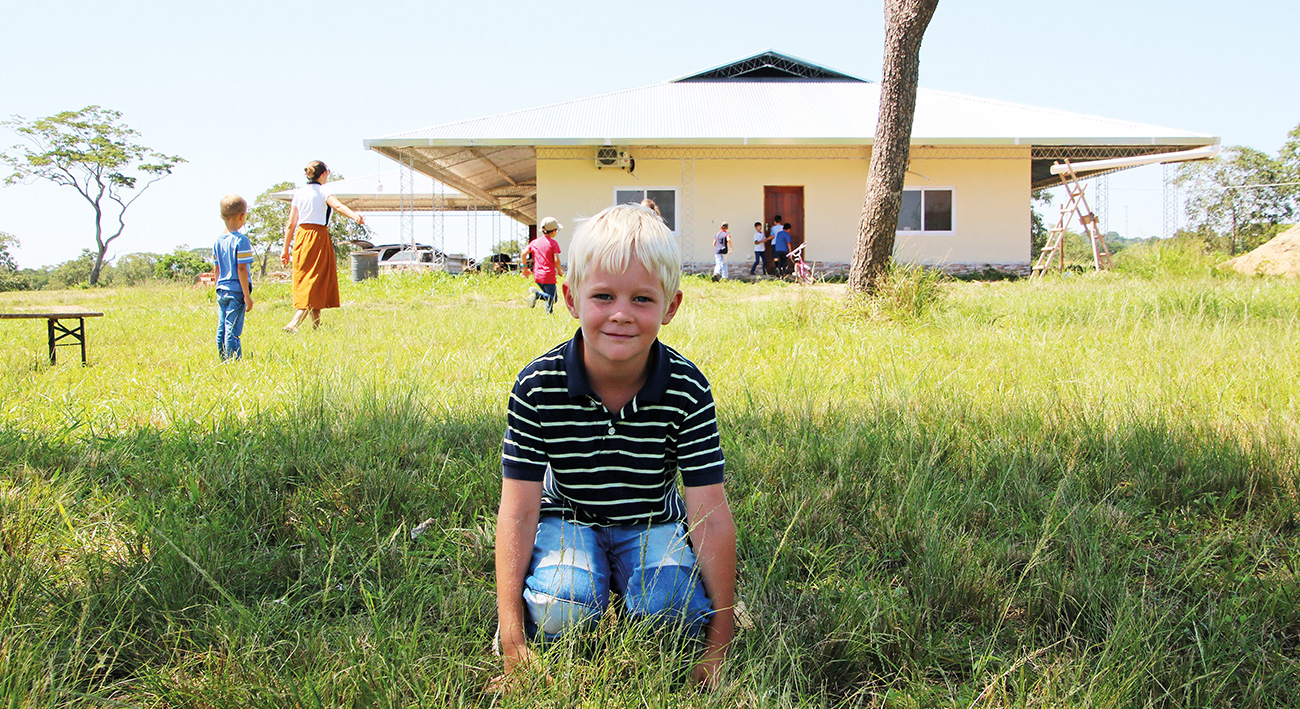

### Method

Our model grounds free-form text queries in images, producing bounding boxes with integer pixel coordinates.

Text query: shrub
[154,248,211,280]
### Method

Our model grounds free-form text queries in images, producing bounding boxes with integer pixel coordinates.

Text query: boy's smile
[564,258,682,379]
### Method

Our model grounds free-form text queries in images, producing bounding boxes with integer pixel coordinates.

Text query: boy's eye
[593,293,613,301]
[633,295,654,303]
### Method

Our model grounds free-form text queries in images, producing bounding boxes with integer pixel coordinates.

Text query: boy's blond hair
[219,194,247,220]
[567,204,681,299]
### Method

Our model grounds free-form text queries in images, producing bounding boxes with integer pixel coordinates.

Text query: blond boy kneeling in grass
[495,204,736,689]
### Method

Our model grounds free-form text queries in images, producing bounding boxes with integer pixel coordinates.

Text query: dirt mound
[1221,225,1300,277]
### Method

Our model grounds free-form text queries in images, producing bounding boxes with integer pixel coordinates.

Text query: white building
[364,51,1218,275]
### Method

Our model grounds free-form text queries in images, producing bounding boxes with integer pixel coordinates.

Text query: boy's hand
[244,296,254,313]
[280,250,291,266]
[499,633,536,675]
[690,650,724,689]
[489,643,545,694]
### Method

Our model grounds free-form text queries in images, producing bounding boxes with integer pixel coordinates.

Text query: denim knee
[614,523,713,635]
[524,566,604,638]
[523,517,609,639]
[623,561,711,634]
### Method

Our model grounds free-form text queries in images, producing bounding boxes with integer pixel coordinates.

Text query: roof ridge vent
[673,50,866,83]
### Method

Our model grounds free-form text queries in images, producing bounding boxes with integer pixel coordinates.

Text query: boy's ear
[563,281,580,318]
[661,289,684,325]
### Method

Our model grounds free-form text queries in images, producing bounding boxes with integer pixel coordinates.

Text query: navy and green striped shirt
[502,331,725,526]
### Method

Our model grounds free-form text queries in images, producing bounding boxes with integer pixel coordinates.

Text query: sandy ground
[1221,225,1300,277]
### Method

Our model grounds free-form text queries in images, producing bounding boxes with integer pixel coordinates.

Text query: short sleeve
[502,373,549,481]
[675,382,725,487]
[236,234,255,264]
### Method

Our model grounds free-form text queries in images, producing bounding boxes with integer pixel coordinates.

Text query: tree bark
[848,0,940,294]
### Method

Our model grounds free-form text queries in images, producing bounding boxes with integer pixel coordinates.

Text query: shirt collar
[563,329,671,405]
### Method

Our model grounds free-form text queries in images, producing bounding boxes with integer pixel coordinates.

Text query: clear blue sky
[2,0,1296,268]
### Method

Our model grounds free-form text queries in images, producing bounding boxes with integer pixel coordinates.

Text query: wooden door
[764,186,805,251]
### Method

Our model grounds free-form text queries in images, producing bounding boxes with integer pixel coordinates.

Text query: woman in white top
[279,160,365,332]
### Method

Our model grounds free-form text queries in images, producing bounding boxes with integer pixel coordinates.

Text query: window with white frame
[615,188,677,231]
[896,187,954,233]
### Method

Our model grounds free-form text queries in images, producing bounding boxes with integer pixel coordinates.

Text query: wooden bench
[0,310,105,365]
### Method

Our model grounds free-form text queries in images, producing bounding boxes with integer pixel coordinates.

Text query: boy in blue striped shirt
[213,194,254,360]
[495,204,736,689]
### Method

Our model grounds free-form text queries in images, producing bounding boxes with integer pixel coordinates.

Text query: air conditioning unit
[595,147,633,171]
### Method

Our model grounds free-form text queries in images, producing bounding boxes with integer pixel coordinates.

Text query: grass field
[2,251,1298,707]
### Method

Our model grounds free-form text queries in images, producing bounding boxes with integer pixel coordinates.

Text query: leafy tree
[492,238,524,259]
[110,252,160,286]
[48,250,95,289]
[1030,189,1053,260]
[1,106,184,286]
[16,268,49,291]
[1280,122,1300,185]
[1280,122,1300,215]
[247,181,293,278]
[849,0,941,293]
[0,230,17,272]
[1176,139,1295,255]
[0,231,29,291]
[154,247,211,280]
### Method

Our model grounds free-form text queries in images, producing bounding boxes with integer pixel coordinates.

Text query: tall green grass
[2,270,1298,706]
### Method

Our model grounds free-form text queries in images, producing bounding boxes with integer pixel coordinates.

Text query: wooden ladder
[1032,161,1113,277]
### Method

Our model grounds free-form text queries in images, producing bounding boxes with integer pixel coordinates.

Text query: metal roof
[272,170,533,222]
[364,52,1219,213]
[368,82,1212,147]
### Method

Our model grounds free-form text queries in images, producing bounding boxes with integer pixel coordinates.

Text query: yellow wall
[893,156,1030,266]
[536,149,1030,267]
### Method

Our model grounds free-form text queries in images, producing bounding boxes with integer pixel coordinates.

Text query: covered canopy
[272,170,532,222]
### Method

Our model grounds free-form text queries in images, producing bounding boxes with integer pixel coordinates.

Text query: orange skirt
[291,224,340,310]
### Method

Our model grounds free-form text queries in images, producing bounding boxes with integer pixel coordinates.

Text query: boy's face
[563,256,682,374]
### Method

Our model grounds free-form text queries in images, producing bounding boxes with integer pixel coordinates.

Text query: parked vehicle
[352,242,478,273]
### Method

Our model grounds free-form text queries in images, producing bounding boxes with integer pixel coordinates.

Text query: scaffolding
[1094,174,1109,235]
[680,158,695,267]
[1162,163,1179,239]
[399,155,416,251]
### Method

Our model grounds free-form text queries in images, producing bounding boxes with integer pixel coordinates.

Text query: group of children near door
[712,215,795,280]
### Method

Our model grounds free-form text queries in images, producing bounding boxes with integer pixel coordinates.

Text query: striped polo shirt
[502,330,725,526]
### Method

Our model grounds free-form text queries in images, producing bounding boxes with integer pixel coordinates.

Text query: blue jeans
[216,291,246,360]
[751,251,766,275]
[537,282,557,313]
[523,516,713,640]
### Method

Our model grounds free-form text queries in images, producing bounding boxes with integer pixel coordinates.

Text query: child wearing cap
[496,204,735,690]
[527,217,564,313]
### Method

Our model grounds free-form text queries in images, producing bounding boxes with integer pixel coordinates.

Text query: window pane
[616,189,643,206]
[897,191,922,231]
[647,189,676,231]
[923,190,952,231]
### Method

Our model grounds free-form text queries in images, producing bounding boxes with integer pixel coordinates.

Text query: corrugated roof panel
[368,81,1212,147]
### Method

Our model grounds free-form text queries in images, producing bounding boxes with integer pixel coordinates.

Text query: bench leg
[48,318,89,365]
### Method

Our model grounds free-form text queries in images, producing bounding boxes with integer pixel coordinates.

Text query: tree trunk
[89,247,107,286]
[848,0,940,294]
